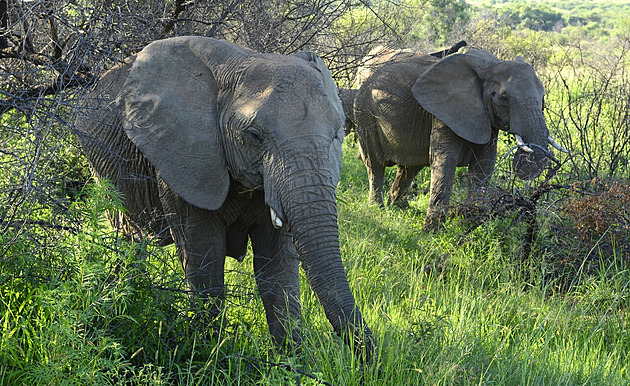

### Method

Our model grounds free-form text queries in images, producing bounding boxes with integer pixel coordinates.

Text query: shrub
[563,179,630,245]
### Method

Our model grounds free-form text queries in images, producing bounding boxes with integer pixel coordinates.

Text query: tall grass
[333,140,629,385]
[2,139,628,384]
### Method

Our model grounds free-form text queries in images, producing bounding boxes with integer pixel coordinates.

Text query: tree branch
[161,0,188,37]
[0,70,95,115]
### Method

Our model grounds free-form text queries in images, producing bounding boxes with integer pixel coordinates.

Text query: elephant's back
[356,55,436,166]
[75,57,172,244]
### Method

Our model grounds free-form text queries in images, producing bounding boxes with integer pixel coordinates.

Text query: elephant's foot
[273,324,303,356]
[389,186,418,209]
[389,196,410,209]
[187,296,227,340]
[422,211,446,232]
[368,195,385,208]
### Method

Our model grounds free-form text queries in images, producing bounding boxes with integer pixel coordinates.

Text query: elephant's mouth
[511,133,567,180]
[513,148,548,180]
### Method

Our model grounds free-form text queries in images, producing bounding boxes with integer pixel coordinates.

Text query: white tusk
[270,208,283,229]
[548,136,568,153]
[514,134,534,153]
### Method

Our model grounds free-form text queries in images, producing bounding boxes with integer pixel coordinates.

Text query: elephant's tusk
[514,134,534,153]
[548,136,568,153]
[270,208,283,229]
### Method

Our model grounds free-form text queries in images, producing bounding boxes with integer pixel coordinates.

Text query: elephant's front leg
[159,181,227,317]
[389,165,423,208]
[425,124,465,230]
[250,223,301,347]
[178,213,227,308]
[467,131,498,196]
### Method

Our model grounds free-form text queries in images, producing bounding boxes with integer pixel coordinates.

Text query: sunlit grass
[1,141,628,384]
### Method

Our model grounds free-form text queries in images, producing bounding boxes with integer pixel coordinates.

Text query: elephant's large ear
[293,51,345,185]
[411,51,499,144]
[117,37,245,210]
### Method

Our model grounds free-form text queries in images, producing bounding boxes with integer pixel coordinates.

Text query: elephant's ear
[329,126,344,186]
[293,51,345,185]
[412,51,499,144]
[117,37,243,211]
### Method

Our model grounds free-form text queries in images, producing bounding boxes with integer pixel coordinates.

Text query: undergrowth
[1,141,629,384]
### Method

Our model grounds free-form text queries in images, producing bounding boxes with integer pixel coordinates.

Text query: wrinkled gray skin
[76,37,372,353]
[354,46,416,89]
[354,49,553,229]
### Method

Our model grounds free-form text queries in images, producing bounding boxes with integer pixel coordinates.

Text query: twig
[0,219,79,233]
[239,355,335,386]
[0,70,95,115]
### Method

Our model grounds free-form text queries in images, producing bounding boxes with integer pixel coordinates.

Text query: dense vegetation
[1,0,629,384]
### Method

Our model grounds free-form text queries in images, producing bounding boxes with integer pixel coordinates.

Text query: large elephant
[75,36,372,354]
[353,49,567,229]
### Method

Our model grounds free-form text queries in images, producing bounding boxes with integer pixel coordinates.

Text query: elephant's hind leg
[357,136,386,206]
[389,165,423,208]
[367,164,386,207]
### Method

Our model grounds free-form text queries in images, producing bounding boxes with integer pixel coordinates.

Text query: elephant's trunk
[511,102,550,180]
[268,143,373,355]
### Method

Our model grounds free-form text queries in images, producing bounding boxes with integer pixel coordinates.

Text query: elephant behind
[340,41,468,140]
[75,36,373,355]
[338,88,357,137]
[354,45,415,90]
[353,49,566,229]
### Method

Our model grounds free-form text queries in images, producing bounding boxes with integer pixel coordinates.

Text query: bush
[563,179,630,245]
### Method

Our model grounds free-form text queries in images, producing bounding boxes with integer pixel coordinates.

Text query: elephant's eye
[244,127,263,144]
[491,91,509,105]
[498,93,509,105]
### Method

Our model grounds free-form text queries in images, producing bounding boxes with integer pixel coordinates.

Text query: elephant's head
[115,37,371,352]
[412,49,565,180]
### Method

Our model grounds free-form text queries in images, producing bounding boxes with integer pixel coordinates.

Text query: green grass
[1,141,629,384]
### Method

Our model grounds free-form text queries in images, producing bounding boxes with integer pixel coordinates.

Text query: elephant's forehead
[257,87,342,132]
[494,62,541,85]
[488,63,544,99]
[239,68,341,129]
[227,58,343,136]
[239,59,319,92]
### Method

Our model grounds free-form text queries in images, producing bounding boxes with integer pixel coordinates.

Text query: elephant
[338,88,357,137]
[75,36,373,354]
[353,48,567,229]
